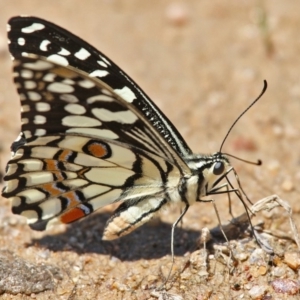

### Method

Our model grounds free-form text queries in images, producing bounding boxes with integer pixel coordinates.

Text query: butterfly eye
[213,161,224,175]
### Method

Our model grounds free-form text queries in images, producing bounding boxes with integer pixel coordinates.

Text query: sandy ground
[0,1,300,299]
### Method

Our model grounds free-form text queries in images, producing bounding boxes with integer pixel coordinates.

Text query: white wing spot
[24,130,32,138]
[74,48,91,60]
[62,79,75,85]
[64,104,86,115]
[89,70,109,78]
[92,108,138,124]
[24,81,37,89]
[99,54,111,65]
[35,128,47,136]
[87,95,113,103]
[78,80,95,89]
[43,73,56,82]
[28,91,41,101]
[40,40,50,51]
[17,188,45,202]
[21,23,45,33]
[36,102,50,112]
[40,198,62,220]
[62,116,101,127]
[97,60,108,68]
[22,118,29,124]
[60,94,79,103]
[114,86,136,103]
[23,60,53,70]
[18,37,25,46]
[22,105,30,112]
[21,210,38,223]
[34,115,46,125]
[47,82,74,93]
[47,54,69,66]
[20,70,33,79]
[19,93,26,101]
[58,48,71,56]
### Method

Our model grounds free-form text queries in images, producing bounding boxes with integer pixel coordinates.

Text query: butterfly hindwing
[4,133,182,237]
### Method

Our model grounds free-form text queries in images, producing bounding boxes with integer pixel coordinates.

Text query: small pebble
[272,266,286,277]
[271,278,299,295]
[248,284,268,299]
[284,252,300,270]
[258,265,267,276]
[249,249,266,265]
[236,252,249,262]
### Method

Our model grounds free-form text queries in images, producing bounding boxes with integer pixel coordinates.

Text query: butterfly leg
[157,203,189,290]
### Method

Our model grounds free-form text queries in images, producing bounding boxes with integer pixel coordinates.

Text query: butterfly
[2,16,264,251]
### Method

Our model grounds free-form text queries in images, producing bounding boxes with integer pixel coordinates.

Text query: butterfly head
[200,152,231,194]
[186,152,232,199]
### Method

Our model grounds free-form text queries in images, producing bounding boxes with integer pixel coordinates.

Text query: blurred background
[0,1,299,298]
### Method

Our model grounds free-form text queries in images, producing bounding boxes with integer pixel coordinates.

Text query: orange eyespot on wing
[83,141,111,159]
[60,207,86,224]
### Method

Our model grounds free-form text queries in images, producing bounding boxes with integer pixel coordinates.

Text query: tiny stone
[140,260,149,268]
[250,266,261,278]
[37,249,51,259]
[249,248,266,265]
[258,265,267,275]
[248,285,268,299]
[272,266,286,277]
[281,179,294,192]
[271,278,299,294]
[236,252,249,261]
[284,252,300,270]
[73,262,83,271]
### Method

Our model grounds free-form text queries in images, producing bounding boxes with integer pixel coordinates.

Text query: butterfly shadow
[29,210,251,261]
[29,212,201,261]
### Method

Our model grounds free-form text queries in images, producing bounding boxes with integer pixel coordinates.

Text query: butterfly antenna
[219,80,268,153]
[223,153,262,166]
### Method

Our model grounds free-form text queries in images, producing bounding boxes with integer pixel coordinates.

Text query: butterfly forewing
[8,16,192,165]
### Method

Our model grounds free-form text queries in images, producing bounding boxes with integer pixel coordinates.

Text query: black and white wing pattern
[3,16,232,240]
